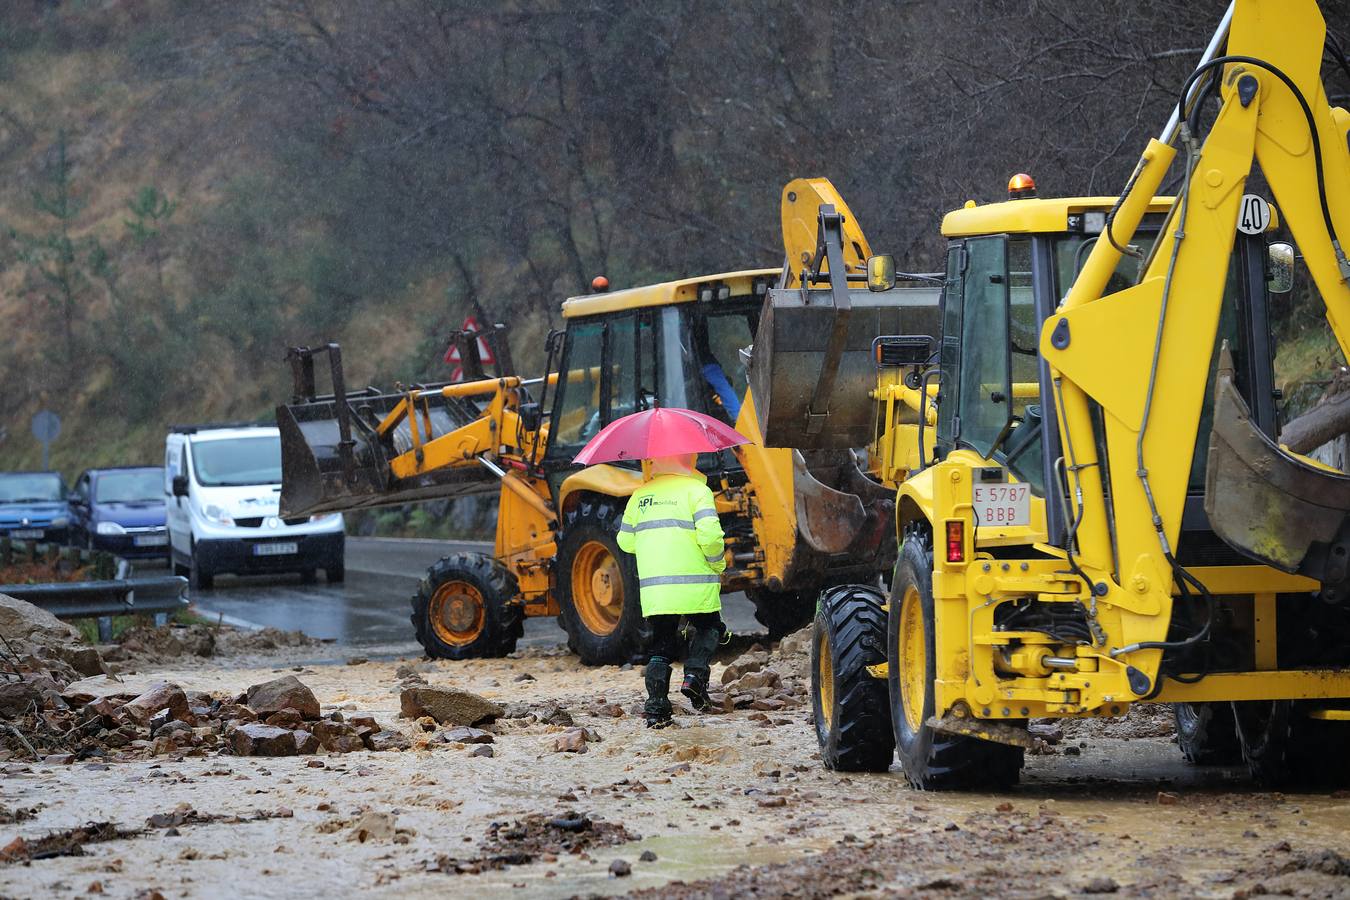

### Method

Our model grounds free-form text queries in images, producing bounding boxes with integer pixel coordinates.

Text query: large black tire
[188,544,213,591]
[1174,702,1242,765]
[889,532,1023,790]
[555,498,648,665]
[749,587,817,639]
[410,552,523,660]
[812,583,894,772]
[1233,700,1350,788]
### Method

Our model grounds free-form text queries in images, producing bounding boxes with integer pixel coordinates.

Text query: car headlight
[309,513,342,524]
[50,516,69,528]
[203,505,235,527]
[95,521,126,536]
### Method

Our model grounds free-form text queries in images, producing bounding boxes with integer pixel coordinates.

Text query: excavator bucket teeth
[1205,345,1350,592]
[277,387,499,518]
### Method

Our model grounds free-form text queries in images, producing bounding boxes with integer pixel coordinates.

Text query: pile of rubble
[103,623,326,665]
[1,670,412,763]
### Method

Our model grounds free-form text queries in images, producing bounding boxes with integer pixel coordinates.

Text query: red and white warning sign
[443,315,495,381]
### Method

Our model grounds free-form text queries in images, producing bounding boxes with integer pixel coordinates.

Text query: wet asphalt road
[186,536,761,651]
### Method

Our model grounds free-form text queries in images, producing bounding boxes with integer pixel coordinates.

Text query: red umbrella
[573,407,751,465]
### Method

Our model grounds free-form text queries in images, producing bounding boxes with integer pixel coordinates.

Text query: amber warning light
[591,275,610,292]
[1008,173,1036,200]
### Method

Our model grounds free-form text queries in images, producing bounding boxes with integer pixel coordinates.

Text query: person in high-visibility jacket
[616,453,726,728]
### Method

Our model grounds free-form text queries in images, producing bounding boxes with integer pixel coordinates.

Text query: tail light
[945,520,965,563]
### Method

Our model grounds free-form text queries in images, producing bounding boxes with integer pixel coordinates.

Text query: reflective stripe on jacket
[616,472,726,616]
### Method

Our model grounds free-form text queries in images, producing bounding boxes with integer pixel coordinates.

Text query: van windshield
[191,436,282,487]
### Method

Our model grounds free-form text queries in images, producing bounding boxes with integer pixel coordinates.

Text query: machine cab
[932,191,1283,556]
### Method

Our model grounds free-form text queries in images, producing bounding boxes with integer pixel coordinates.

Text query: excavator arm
[1040,0,1350,690]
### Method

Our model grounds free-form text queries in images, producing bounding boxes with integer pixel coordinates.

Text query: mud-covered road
[4,631,1350,899]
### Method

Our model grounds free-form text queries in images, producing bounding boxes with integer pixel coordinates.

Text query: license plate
[253,542,298,556]
[134,534,168,547]
[972,483,1032,528]
[10,529,43,539]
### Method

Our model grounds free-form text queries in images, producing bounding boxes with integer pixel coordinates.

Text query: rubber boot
[680,622,721,711]
[644,656,674,727]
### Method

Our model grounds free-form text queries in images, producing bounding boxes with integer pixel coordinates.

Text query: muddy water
[4,650,1350,899]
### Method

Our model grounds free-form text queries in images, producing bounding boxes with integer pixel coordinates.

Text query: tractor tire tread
[813,583,894,772]
[409,552,522,660]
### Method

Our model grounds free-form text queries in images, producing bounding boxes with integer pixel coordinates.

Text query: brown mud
[2,632,1350,898]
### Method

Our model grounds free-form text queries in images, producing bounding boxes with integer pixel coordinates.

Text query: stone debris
[400,687,503,726]
[553,727,601,754]
[0,594,107,683]
[426,812,635,876]
[244,675,320,720]
[439,726,495,745]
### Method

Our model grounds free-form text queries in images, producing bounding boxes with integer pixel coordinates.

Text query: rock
[1082,877,1119,894]
[83,697,121,725]
[43,753,75,765]
[609,859,631,878]
[349,811,396,843]
[122,682,190,726]
[554,728,591,753]
[292,730,321,754]
[399,687,502,726]
[245,676,320,720]
[501,702,532,719]
[264,708,305,729]
[539,705,574,727]
[732,670,782,692]
[594,703,625,718]
[1027,721,1064,745]
[720,650,769,685]
[441,726,494,745]
[367,730,411,751]
[757,796,787,808]
[329,734,365,754]
[229,724,299,757]
[776,626,812,658]
[0,681,45,717]
[346,657,367,665]
[470,745,494,758]
[215,702,257,723]
[1156,791,1179,805]
[0,593,104,681]
[749,698,786,712]
[640,849,658,862]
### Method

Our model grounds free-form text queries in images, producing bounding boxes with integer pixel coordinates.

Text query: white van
[164,424,345,590]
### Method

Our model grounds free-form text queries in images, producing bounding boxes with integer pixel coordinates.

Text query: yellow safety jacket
[616,472,726,616]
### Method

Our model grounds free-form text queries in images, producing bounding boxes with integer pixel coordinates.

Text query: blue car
[68,466,168,559]
[0,471,70,544]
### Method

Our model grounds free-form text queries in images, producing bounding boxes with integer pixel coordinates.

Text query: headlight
[309,513,342,524]
[203,505,235,527]
[96,521,126,536]
[50,516,69,528]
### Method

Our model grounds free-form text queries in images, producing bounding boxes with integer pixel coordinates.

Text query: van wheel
[188,546,213,591]
[812,583,894,772]
[410,552,523,659]
[890,531,1022,790]
[556,499,647,666]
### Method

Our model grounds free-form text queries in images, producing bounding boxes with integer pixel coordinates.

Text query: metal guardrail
[0,539,188,640]
[0,575,188,620]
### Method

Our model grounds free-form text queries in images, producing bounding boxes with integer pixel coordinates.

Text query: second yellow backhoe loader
[275,187,938,665]
[788,0,1350,787]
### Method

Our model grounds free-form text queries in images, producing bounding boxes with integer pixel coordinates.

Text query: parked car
[164,424,345,590]
[0,471,70,544]
[68,466,169,560]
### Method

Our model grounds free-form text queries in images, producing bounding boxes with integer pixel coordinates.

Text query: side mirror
[171,475,189,497]
[67,491,82,505]
[1268,242,1295,294]
[866,255,896,292]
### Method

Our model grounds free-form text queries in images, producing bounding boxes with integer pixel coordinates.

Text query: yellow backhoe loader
[789,0,1350,787]
[275,189,938,665]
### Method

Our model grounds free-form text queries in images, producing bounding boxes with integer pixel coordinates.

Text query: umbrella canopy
[573,407,751,465]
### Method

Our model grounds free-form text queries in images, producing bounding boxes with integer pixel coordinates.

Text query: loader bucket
[278,388,502,518]
[1205,345,1350,592]
[751,283,940,450]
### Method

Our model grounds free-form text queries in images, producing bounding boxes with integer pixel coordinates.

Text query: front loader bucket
[278,386,499,518]
[1205,345,1350,591]
[752,283,940,450]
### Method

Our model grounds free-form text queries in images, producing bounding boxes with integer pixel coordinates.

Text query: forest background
[0,0,1346,534]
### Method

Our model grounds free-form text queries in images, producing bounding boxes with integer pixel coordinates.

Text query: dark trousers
[644,612,722,719]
